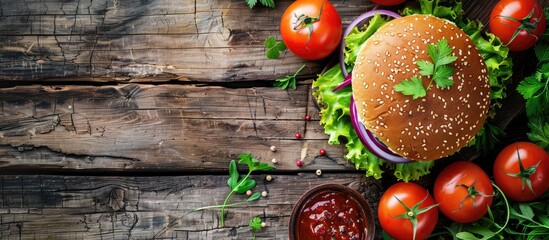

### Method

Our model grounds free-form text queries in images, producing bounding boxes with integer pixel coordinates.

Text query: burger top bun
[351,15,490,161]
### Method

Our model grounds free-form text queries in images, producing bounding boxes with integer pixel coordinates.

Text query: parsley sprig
[245,0,274,8]
[193,153,275,227]
[274,64,306,90]
[394,39,457,99]
[249,216,263,240]
[264,36,287,59]
[517,16,549,151]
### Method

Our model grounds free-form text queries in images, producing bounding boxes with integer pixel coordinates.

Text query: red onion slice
[333,74,352,92]
[339,10,401,78]
[350,97,412,163]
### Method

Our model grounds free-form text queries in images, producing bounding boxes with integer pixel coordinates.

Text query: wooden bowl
[289,183,376,240]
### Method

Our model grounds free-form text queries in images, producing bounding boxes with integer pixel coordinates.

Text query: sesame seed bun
[351,15,490,161]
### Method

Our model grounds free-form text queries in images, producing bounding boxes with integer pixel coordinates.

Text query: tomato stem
[293,2,324,51]
[455,178,494,209]
[497,8,542,47]
[505,143,541,196]
[392,194,439,240]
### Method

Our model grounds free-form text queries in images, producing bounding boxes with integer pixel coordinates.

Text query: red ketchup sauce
[296,191,369,240]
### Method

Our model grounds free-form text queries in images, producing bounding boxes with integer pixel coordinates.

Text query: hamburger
[312,0,512,181]
[351,15,491,161]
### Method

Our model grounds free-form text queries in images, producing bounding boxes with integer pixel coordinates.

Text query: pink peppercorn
[319,149,326,156]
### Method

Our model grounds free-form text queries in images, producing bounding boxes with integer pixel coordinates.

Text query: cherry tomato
[280,0,342,60]
[370,0,406,6]
[494,142,549,202]
[434,161,494,223]
[489,0,546,51]
[378,182,438,240]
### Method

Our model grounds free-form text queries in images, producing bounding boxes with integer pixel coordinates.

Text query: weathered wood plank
[4,0,538,83]
[0,174,384,240]
[0,0,379,82]
[0,84,353,171]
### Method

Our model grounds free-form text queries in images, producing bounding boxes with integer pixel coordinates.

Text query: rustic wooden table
[0,0,546,239]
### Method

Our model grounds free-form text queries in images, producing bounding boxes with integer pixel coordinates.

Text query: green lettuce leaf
[312,65,384,179]
[402,0,463,22]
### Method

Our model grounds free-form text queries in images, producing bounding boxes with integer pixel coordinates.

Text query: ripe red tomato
[280,0,342,60]
[489,0,546,51]
[370,0,406,6]
[494,142,549,202]
[378,182,438,240]
[434,161,494,223]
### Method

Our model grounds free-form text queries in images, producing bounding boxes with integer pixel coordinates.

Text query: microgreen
[274,64,306,90]
[249,216,263,240]
[394,39,457,99]
[264,36,287,59]
[193,153,275,227]
[245,0,274,9]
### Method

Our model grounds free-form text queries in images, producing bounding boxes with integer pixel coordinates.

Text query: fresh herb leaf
[249,216,263,240]
[428,39,457,89]
[274,64,306,90]
[235,179,256,194]
[417,60,434,76]
[265,36,287,59]
[517,74,544,99]
[433,65,454,88]
[535,41,549,65]
[253,163,277,171]
[237,153,254,166]
[259,0,275,8]
[247,192,262,201]
[517,63,549,118]
[227,160,239,190]
[250,216,262,230]
[435,40,457,65]
[394,77,427,99]
[193,153,275,227]
[264,37,276,48]
[246,0,257,8]
[395,39,457,98]
[426,41,438,59]
[527,119,549,151]
[246,0,274,8]
[518,8,549,153]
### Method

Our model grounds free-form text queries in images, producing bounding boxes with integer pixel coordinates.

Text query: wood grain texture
[0,84,353,172]
[0,174,383,240]
[0,0,378,83]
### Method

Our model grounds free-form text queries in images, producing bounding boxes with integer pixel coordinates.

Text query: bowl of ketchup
[289,184,375,240]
